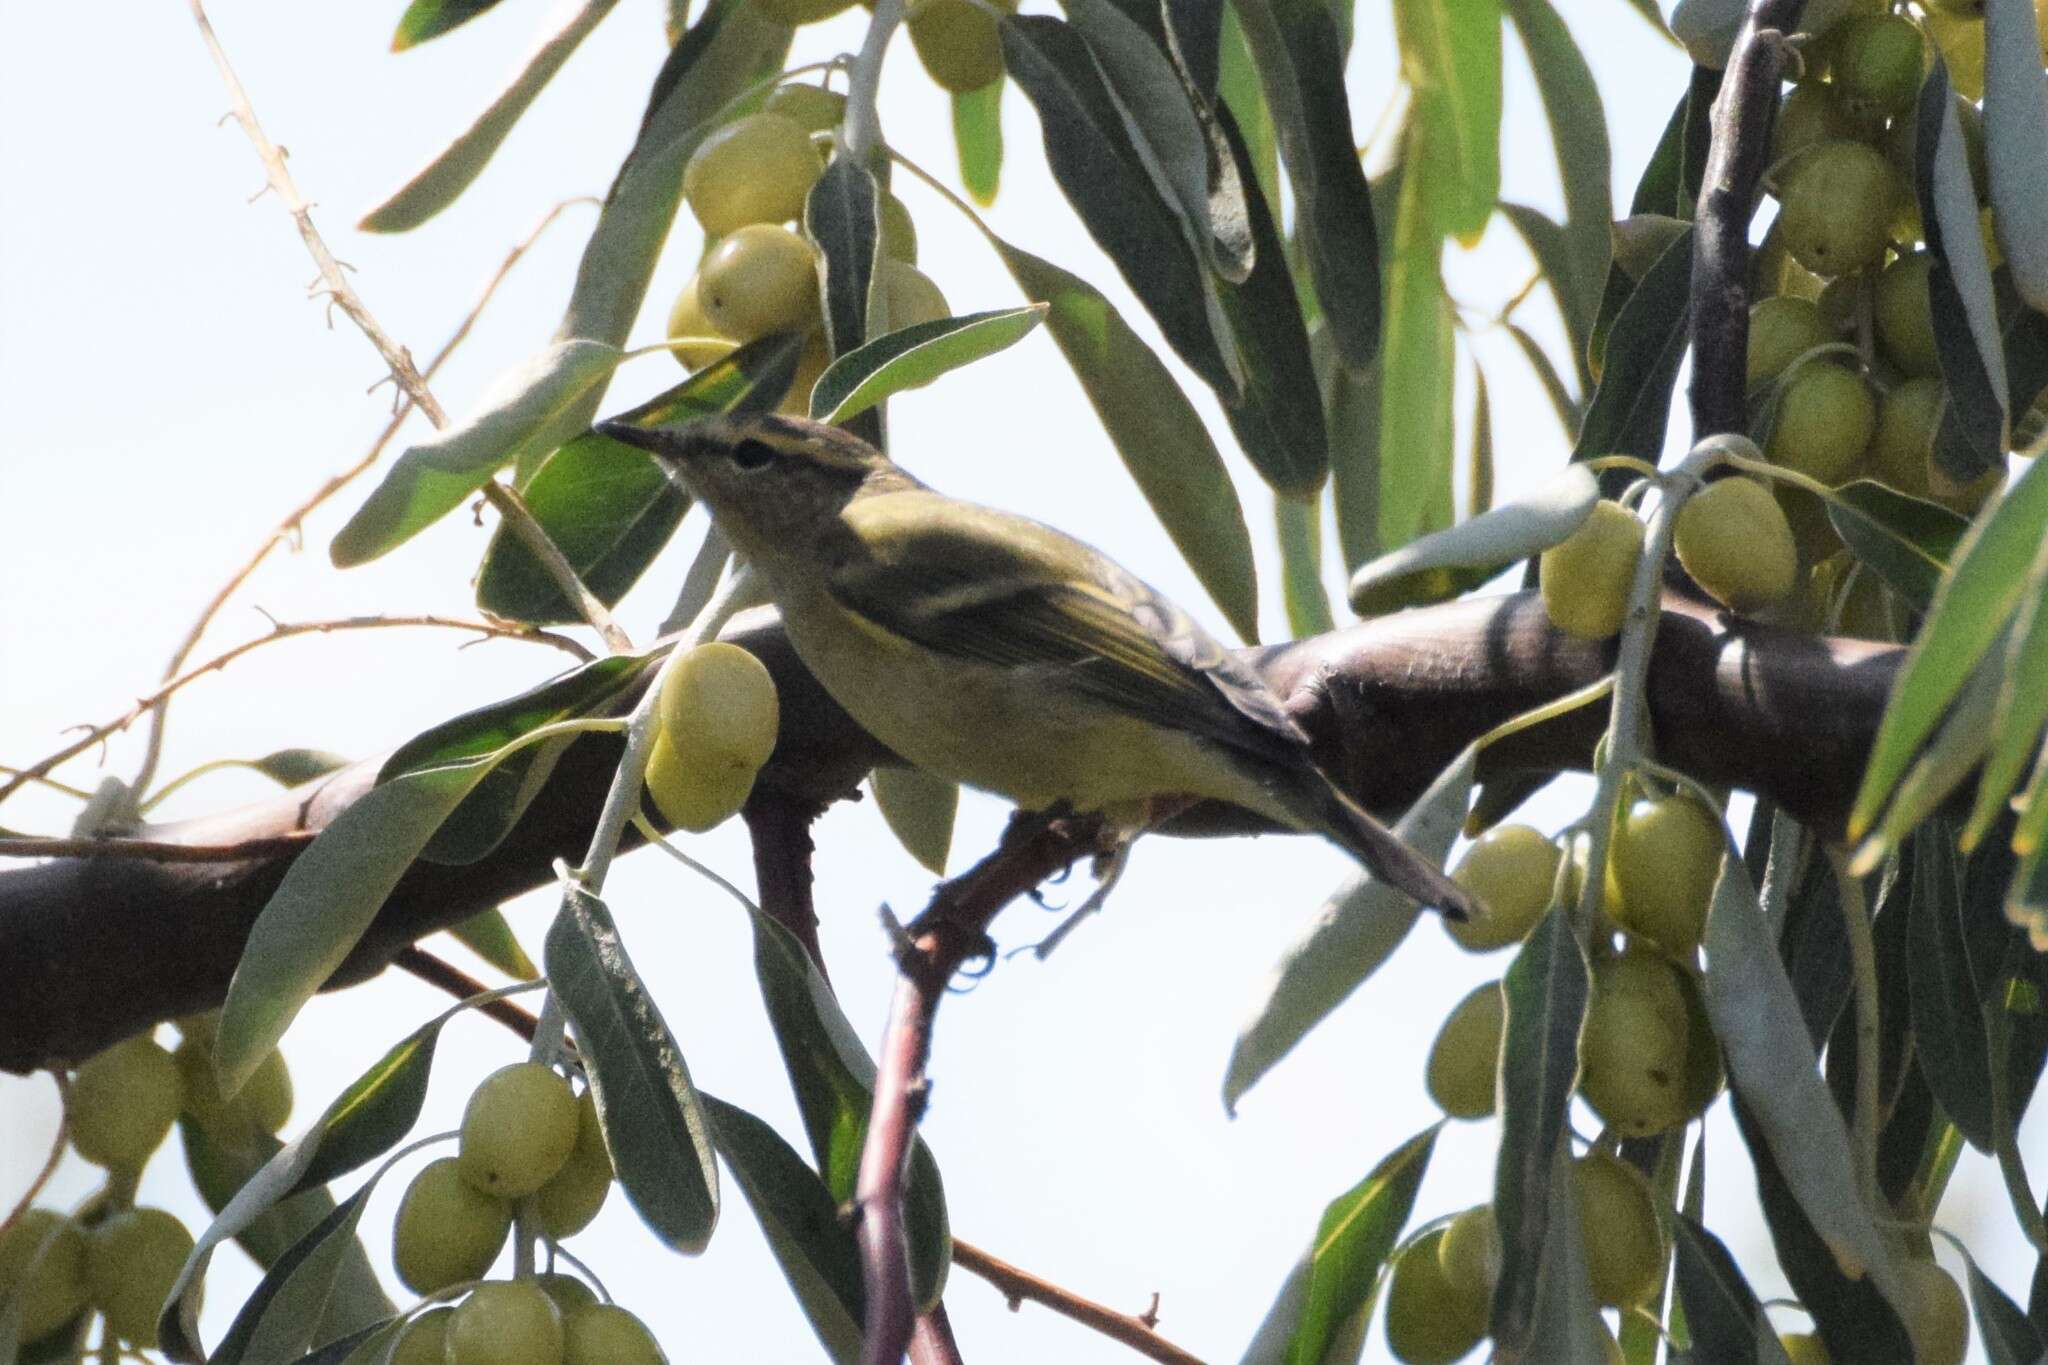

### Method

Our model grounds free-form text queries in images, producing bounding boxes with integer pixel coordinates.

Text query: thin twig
[0,834,317,864]
[392,947,563,1051]
[0,1074,71,1238]
[187,0,630,653]
[0,615,589,809]
[856,810,1116,1365]
[131,197,598,796]
[951,1240,1207,1365]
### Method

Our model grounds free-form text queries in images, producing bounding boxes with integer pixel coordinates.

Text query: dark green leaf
[391,0,506,49]
[1986,0,2048,314]
[1826,480,1970,611]
[1285,1126,1438,1364]
[382,654,646,780]
[1964,1248,2046,1365]
[994,238,1260,641]
[1327,344,1383,572]
[1908,823,1996,1147]
[1214,105,1330,495]
[1000,15,1242,400]
[200,1182,394,1365]
[1489,905,1589,1350]
[1501,204,1595,391]
[1966,535,2048,844]
[1503,318,1581,435]
[1628,80,1694,219]
[287,1320,392,1364]
[1275,494,1335,638]
[805,156,884,447]
[1378,117,1455,552]
[250,749,352,787]
[809,306,1048,424]
[953,81,1005,206]
[1230,0,1382,370]
[547,886,720,1251]
[1572,225,1693,477]
[476,442,686,625]
[1670,1213,1787,1365]
[1392,0,1503,242]
[446,907,539,980]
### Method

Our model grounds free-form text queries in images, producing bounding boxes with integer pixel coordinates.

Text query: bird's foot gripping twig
[853,808,1117,1365]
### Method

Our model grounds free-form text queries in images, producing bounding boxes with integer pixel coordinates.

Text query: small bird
[598,412,1475,920]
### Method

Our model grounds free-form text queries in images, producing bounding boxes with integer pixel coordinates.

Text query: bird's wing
[831,492,1304,767]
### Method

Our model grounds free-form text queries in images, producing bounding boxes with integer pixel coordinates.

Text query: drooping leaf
[1392,0,1503,242]
[1222,746,1475,1111]
[547,886,720,1252]
[1501,204,1595,392]
[1983,0,2048,314]
[202,1186,382,1365]
[1231,0,1382,370]
[1908,822,1997,1148]
[331,339,624,567]
[1217,6,1280,211]
[1572,225,1693,475]
[806,155,884,446]
[1670,1213,1792,1365]
[392,0,507,49]
[1000,14,1242,399]
[1326,343,1384,573]
[1275,494,1335,638]
[994,238,1260,641]
[809,306,1048,424]
[446,907,539,980]
[1467,362,1495,516]
[1377,117,1456,552]
[1287,1126,1438,1365]
[1503,0,1609,357]
[1350,464,1597,615]
[1963,1245,2047,1365]
[364,0,621,231]
[1825,480,1970,611]
[871,765,958,876]
[1967,538,2048,844]
[953,81,1005,206]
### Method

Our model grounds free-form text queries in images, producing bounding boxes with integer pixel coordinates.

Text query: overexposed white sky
[0,2,2034,1361]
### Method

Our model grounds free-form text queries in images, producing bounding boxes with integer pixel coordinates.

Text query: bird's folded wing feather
[831,493,1303,767]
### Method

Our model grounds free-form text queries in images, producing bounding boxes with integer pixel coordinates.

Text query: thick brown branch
[0,595,1900,1074]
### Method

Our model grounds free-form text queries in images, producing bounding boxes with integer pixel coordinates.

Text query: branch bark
[0,593,1901,1074]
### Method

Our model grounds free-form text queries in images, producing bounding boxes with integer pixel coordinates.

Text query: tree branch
[950,1240,1205,1365]
[0,595,1903,1074]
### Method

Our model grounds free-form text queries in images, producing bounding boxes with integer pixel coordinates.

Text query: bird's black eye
[729,438,777,471]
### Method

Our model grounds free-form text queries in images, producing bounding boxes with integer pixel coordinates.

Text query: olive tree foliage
[12,0,2048,1361]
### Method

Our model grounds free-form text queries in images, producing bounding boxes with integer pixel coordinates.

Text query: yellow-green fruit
[0,1209,88,1341]
[697,224,820,342]
[563,1303,668,1365]
[659,641,781,775]
[762,83,847,133]
[645,729,755,833]
[1677,961,1726,1113]
[447,1281,564,1365]
[1898,1259,1968,1365]
[536,1274,599,1317]
[459,1063,581,1199]
[682,114,823,237]
[1874,254,1939,379]
[1426,981,1504,1120]
[780,332,832,419]
[1384,1230,1487,1364]
[1772,82,1866,172]
[1674,477,1799,615]
[1611,794,1723,957]
[881,193,919,264]
[1868,377,1943,496]
[85,1208,193,1347]
[1884,94,1986,200]
[175,1036,292,1136]
[393,1157,512,1294]
[536,1090,614,1240]
[883,259,950,331]
[665,276,736,372]
[1767,363,1876,486]
[1748,295,1835,392]
[1926,7,1987,100]
[908,0,1016,92]
[1448,824,1561,952]
[1777,141,1902,277]
[1540,500,1645,640]
[751,0,856,27]
[391,1309,453,1365]
[1572,1153,1664,1308]
[1435,1206,1499,1316]
[1833,16,1927,117]
[1780,1333,1832,1365]
[1580,950,1692,1136]
[67,1034,182,1170]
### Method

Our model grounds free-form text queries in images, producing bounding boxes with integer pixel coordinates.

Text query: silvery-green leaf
[1350,464,1597,615]
[1984,0,2048,313]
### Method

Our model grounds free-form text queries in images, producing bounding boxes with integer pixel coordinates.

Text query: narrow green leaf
[1217,6,1280,211]
[871,766,958,876]
[476,443,686,624]
[1983,0,2048,314]
[1504,319,1581,435]
[446,907,538,980]
[1907,823,1996,1147]
[1378,122,1455,552]
[364,0,620,231]
[1468,362,1495,516]
[1350,464,1597,616]
[995,238,1260,641]
[1392,0,1504,241]
[1670,1213,1792,1365]
[1275,494,1335,638]
[1851,454,2048,838]
[1327,348,1383,573]
[205,1186,378,1365]
[1503,0,1609,357]
[1488,905,1589,1351]
[952,80,1005,206]
[807,156,882,382]
[382,654,647,780]
[1285,1126,1439,1364]
[1572,225,1693,469]
[810,306,1048,424]
[1231,0,1382,370]
[392,0,506,49]
[1222,746,1475,1111]
[1963,1246,2046,1365]
[331,339,624,566]
[1825,480,1971,611]
[250,749,351,787]
[547,886,720,1252]
[1000,14,1242,400]
[1967,539,2048,844]
[1628,81,1694,220]
[1501,204,1595,392]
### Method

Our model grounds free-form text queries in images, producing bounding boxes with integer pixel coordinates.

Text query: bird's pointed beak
[595,419,673,458]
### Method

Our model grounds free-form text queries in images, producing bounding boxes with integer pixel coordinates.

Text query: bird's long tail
[1285,775,1478,921]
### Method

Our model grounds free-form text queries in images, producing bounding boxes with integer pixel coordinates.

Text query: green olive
[1747,295,1836,393]
[665,275,737,373]
[1898,1258,1968,1365]
[697,224,821,343]
[175,1035,292,1137]
[1833,15,1928,118]
[750,0,856,27]
[1539,500,1645,640]
[1426,981,1504,1120]
[1867,376,1943,496]
[882,259,950,331]
[0,1209,89,1342]
[1776,141,1903,277]
[1609,793,1724,957]
[1780,1332,1832,1364]
[682,114,824,237]
[536,1089,614,1241]
[1767,362,1876,487]
[907,0,1018,92]
[1435,1205,1499,1316]
[644,730,757,834]
[563,1303,668,1365]
[781,332,833,418]
[1384,1229,1487,1364]
[1674,477,1799,615]
[393,1157,512,1294]
[536,1274,600,1317]
[67,1034,182,1171]
[1772,82,1871,172]
[881,192,919,265]
[1579,949,1692,1137]
[84,1208,193,1347]
[1873,253,1939,379]
[762,83,848,133]
[1572,1152,1665,1308]
[1447,824,1561,952]
[390,1309,453,1365]
[446,1281,564,1365]
[459,1063,581,1199]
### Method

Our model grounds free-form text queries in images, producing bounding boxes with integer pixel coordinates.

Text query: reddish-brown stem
[392,946,552,1043]
[0,1073,70,1239]
[743,792,829,979]
[950,1241,1206,1365]
[856,811,1116,1365]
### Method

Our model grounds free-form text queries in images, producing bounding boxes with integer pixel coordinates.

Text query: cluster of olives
[388,1062,660,1363]
[0,1019,292,1350]
[667,85,950,415]
[640,641,781,833]
[747,0,1017,93]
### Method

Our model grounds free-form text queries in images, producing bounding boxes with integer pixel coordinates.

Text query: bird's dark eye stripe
[730,438,776,470]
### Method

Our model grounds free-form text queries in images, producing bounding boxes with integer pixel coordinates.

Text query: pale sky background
[0,1,2037,1361]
